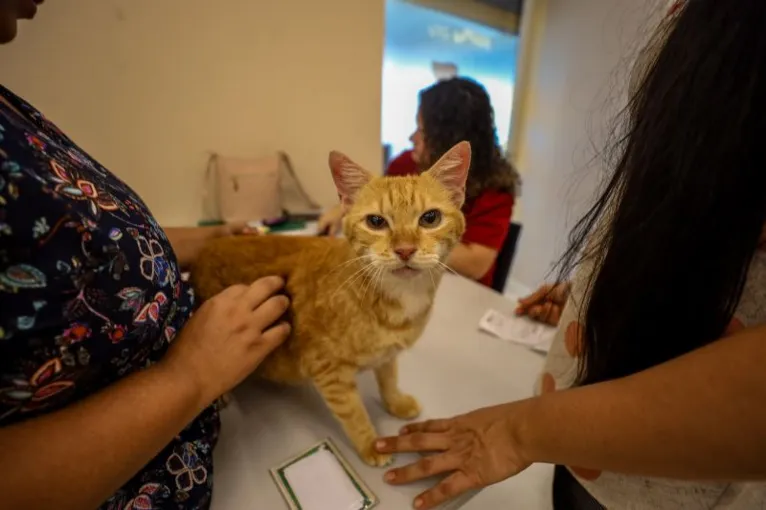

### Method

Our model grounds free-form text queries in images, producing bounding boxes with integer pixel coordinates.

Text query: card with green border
[270,438,379,510]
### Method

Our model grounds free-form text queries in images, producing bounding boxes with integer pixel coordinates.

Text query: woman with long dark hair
[375,1,766,509]
[319,78,520,286]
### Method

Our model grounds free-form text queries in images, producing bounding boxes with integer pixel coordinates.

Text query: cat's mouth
[391,266,422,278]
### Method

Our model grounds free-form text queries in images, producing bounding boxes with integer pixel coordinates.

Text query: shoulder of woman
[467,189,514,211]
[386,150,418,176]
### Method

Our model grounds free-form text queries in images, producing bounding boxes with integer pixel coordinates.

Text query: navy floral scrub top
[0,85,219,510]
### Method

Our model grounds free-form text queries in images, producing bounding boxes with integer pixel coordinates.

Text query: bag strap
[202,152,221,222]
[277,151,321,210]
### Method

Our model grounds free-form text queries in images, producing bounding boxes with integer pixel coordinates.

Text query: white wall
[511,0,665,288]
[0,0,384,226]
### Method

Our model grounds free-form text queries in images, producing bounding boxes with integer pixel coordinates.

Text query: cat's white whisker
[326,254,375,276]
[361,266,379,301]
[376,266,385,296]
[435,260,459,276]
[325,254,372,278]
[352,263,379,297]
[332,261,375,298]
[358,265,373,294]
[349,264,377,291]
[372,267,383,294]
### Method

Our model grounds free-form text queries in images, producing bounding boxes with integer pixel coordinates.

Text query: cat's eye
[419,209,442,228]
[365,215,388,230]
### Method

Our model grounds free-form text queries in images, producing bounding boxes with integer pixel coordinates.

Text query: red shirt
[386,150,515,287]
[385,150,419,177]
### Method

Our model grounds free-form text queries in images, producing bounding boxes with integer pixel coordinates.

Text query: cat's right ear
[329,151,373,208]
[425,141,471,208]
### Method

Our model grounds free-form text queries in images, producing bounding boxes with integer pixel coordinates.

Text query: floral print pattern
[0,85,218,509]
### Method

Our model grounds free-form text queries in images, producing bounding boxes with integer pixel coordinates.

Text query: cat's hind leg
[374,357,422,420]
[311,363,392,467]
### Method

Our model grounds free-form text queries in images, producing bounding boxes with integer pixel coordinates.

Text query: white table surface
[210,274,553,510]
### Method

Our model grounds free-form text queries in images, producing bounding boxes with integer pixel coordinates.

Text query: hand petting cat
[163,276,291,407]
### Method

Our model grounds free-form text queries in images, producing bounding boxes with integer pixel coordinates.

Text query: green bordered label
[269,438,378,510]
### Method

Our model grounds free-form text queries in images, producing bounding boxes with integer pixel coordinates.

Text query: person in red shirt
[319,78,519,287]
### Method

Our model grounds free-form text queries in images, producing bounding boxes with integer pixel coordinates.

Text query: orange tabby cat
[191,141,470,466]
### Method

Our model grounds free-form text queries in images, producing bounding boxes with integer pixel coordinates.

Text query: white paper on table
[478,309,556,353]
[282,447,365,510]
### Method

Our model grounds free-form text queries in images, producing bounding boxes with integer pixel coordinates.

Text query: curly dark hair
[419,77,520,201]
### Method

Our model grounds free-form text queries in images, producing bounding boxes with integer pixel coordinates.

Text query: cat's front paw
[384,393,422,420]
[359,442,394,467]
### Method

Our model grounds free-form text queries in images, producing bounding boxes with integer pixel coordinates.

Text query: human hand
[317,204,344,236]
[220,221,258,236]
[375,404,531,509]
[161,276,290,408]
[515,282,571,327]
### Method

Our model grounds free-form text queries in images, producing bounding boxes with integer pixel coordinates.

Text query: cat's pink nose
[394,246,417,262]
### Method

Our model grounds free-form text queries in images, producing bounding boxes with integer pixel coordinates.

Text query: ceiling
[401,0,522,34]
[474,0,524,15]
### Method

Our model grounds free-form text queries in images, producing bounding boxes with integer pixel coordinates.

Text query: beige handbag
[203,151,320,223]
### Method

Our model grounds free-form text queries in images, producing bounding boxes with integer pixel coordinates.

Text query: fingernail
[375,440,386,450]
[399,426,408,435]
[385,471,395,482]
[414,498,423,508]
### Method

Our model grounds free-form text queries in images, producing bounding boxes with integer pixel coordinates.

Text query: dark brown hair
[557,0,766,385]
[419,78,520,201]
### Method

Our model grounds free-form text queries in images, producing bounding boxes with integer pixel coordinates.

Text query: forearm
[446,243,496,281]
[0,362,206,509]
[517,325,766,479]
[164,226,225,269]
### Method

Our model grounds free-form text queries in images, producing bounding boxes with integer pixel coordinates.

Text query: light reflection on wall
[382,0,519,158]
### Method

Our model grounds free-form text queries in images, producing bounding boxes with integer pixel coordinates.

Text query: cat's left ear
[329,151,374,208]
[424,141,471,207]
